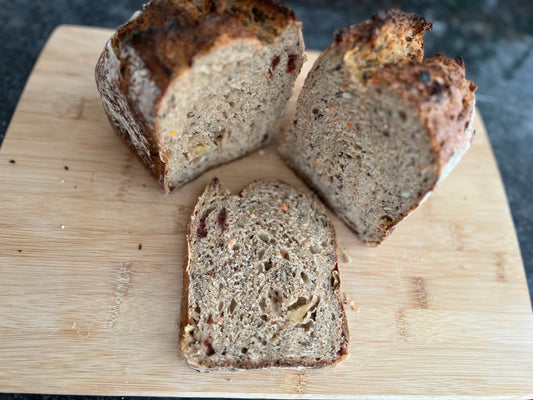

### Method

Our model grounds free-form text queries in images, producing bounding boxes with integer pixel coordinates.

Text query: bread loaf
[95,0,304,192]
[279,10,476,245]
[180,178,349,370]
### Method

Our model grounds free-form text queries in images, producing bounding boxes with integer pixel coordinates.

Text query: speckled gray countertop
[0,1,532,399]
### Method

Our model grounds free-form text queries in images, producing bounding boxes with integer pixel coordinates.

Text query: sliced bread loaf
[95,0,304,192]
[180,178,349,370]
[278,10,476,245]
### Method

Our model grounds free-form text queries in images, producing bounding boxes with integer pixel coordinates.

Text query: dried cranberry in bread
[95,0,304,192]
[180,178,349,370]
[279,10,476,245]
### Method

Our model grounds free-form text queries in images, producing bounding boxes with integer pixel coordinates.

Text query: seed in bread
[278,9,476,245]
[180,178,349,370]
[95,0,304,192]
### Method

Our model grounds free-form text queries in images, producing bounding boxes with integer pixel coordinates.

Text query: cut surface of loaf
[279,10,477,245]
[95,0,304,192]
[180,178,349,370]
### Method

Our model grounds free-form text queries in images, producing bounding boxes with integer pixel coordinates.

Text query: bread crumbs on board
[340,248,351,263]
[342,292,359,312]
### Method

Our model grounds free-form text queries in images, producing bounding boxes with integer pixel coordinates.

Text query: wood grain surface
[0,25,532,399]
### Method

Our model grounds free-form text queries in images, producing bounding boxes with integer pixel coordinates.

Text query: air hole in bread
[309,307,318,321]
[192,305,201,322]
[214,130,225,146]
[379,215,394,228]
[259,297,267,311]
[229,298,238,313]
[241,347,248,354]
[264,259,274,272]
[331,270,340,288]
[259,232,269,243]
[204,337,215,356]
[300,271,310,284]
[300,320,314,331]
[268,288,282,315]
[288,296,308,311]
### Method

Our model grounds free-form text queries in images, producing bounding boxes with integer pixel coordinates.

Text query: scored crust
[95,0,301,190]
[180,178,349,371]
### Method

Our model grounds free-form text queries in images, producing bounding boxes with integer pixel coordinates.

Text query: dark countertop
[0,1,531,398]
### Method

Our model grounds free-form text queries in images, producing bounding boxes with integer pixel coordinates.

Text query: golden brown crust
[338,9,432,82]
[335,9,431,49]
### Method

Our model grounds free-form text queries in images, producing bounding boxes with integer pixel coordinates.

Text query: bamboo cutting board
[0,25,532,399]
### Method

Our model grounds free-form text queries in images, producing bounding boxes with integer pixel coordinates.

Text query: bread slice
[180,178,349,370]
[278,10,477,245]
[95,0,304,192]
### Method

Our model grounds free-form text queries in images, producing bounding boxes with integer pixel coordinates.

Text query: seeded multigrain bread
[180,178,349,370]
[279,10,477,245]
[95,0,304,192]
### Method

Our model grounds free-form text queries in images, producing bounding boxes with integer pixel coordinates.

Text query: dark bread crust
[337,9,432,83]
[95,0,300,191]
[334,9,432,49]
[95,42,166,184]
[113,0,297,82]
[180,178,349,371]
[335,9,433,52]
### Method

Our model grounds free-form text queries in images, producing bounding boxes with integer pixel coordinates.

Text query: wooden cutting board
[0,25,532,399]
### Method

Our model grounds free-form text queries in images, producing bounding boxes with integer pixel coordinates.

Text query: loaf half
[279,10,476,245]
[95,0,304,192]
[180,178,349,370]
